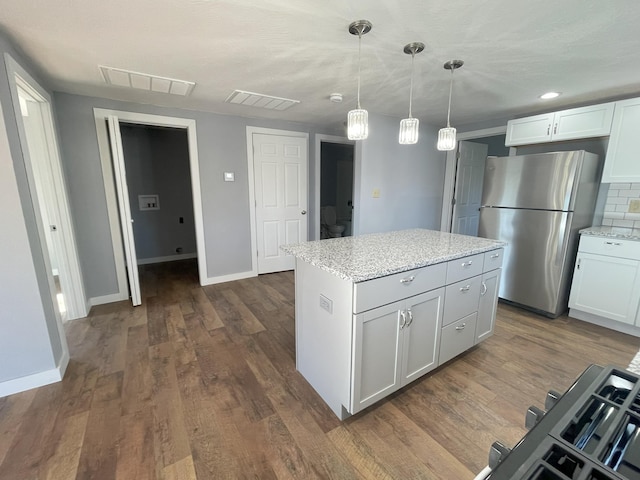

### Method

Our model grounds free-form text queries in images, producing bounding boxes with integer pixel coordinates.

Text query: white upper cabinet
[602,98,640,183]
[505,103,615,146]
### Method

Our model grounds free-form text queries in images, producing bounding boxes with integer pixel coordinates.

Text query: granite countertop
[281,228,506,282]
[580,225,640,241]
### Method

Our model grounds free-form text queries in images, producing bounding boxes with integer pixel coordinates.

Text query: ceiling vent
[99,66,195,96]
[225,90,300,110]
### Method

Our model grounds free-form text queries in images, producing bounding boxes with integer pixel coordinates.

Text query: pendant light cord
[408,52,415,118]
[357,31,362,109]
[446,66,454,128]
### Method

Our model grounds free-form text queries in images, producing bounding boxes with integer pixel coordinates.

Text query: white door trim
[313,134,354,240]
[94,108,208,299]
[440,125,507,233]
[246,126,309,275]
[4,53,88,321]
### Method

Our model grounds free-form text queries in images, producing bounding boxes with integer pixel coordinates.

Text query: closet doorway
[94,110,206,306]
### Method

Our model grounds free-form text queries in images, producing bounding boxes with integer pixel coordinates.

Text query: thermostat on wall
[138,194,159,211]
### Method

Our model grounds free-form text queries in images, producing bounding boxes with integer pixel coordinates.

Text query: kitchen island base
[287,230,504,420]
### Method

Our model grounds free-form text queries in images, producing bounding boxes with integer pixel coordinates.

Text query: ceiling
[1,0,640,130]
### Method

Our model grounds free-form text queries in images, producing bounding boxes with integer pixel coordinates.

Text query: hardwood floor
[1,259,638,479]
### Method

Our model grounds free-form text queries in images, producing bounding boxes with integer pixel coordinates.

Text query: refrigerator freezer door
[479,207,573,316]
[482,152,582,211]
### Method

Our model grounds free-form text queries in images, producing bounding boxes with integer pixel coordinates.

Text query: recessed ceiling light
[539,92,561,100]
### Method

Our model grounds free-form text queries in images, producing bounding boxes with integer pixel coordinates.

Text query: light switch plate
[372,188,380,198]
[138,194,159,210]
[629,199,640,213]
[224,172,235,182]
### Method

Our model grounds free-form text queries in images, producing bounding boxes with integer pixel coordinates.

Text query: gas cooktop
[485,364,640,480]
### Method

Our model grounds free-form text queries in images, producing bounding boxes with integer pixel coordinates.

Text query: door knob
[301,210,307,215]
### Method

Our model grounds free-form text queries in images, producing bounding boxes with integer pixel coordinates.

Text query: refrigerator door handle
[555,214,569,267]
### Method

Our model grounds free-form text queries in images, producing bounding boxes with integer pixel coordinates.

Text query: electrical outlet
[629,199,640,213]
[319,294,333,314]
[372,188,380,198]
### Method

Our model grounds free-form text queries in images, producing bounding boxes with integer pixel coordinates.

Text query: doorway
[440,127,510,234]
[315,136,355,240]
[94,109,206,306]
[7,55,87,321]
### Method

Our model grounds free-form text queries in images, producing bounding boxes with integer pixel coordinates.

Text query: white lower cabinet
[351,289,444,414]
[569,235,640,330]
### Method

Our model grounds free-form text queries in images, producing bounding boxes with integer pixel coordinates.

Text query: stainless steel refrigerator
[478,151,601,317]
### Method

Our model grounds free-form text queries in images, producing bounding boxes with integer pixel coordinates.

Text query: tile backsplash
[602,183,640,228]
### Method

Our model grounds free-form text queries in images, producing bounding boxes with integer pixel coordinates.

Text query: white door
[107,116,141,306]
[451,141,489,236]
[253,133,308,274]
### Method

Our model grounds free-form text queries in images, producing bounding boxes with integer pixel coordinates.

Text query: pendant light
[399,42,425,145]
[347,20,372,140]
[437,59,464,151]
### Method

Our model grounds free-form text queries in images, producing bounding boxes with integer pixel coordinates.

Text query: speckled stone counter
[580,225,640,241]
[282,228,506,282]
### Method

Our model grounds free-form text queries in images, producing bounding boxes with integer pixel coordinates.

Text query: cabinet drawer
[443,275,482,326]
[579,235,640,260]
[446,253,484,284]
[353,263,447,313]
[483,248,503,271]
[439,313,477,365]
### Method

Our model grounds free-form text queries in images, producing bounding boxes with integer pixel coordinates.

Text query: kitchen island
[282,229,506,419]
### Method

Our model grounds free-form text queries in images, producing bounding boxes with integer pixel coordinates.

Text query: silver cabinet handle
[399,310,407,329]
[406,308,413,327]
[400,275,415,284]
[546,124,551,135]
[301,210,307,215]
[481,282,487,296]
[460,285,471,292]
[604,241,621,246]
[491,253,500,259]
[455,323,466,331]
[462,260,473,268]
[553,123,557,135]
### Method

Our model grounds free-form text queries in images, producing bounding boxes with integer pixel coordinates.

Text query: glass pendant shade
[348,108,369,140]
[437,126,457,151]
[399,117,419,144]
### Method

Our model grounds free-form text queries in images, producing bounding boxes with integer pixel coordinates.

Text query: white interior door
[451,141,489,236]
[253,133,308,274]
[107,115,141,306]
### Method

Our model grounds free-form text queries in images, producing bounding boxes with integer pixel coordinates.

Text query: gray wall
[355,114,445,234]
[53,92,336,299]
[120,124,197,260]
[0,38,66,383]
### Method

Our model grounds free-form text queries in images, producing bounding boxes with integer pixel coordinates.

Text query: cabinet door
[552,103,614,142]
[569,252,640,325]
[351,301,403,414]
[401,288,444,386]
[603,98,640,182]
[475,269,501,344]
[505,113,553,146]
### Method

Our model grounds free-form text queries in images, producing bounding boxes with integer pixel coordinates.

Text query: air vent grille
[99,66,195,96]
[225,90,299,110]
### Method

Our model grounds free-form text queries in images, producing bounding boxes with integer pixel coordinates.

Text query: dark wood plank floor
[1,259,638,479]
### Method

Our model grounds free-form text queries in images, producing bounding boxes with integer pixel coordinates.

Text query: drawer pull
[455,323,466,331]
[400,275,416,284]
[604,241,622,246]
[462,260,473,268]
[460,285,471,292]
[491,253,500,259]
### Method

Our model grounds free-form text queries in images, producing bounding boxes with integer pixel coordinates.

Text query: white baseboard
[0,348,69,398]
[568,308,640,338]
[137,253,197,265]
[201,269,256,286]
[90,291,128,307]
